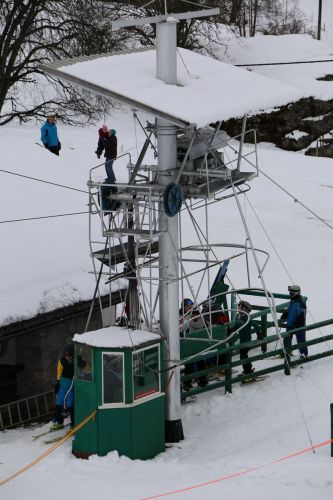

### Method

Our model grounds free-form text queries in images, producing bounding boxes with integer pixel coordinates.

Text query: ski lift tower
[40,4,301,450]
[110,5,220,442]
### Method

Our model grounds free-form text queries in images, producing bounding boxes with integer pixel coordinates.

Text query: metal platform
[103,228,164,239]
[93,241,159,266]
[185,170,256,198]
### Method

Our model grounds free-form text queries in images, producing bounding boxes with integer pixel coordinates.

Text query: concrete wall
[15,305,116,399]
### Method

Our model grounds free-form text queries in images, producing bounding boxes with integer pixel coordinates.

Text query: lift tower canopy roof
[41,48,302,128]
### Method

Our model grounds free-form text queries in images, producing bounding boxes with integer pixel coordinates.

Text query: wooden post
[225,349,232,394]
[259,314,267,353]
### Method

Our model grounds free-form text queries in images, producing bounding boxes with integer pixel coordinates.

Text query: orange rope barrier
[141,438,333,499]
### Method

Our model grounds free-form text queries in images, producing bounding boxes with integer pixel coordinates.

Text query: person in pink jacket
[95,124,108,159]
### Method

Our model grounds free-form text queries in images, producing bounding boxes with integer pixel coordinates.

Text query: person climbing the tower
[233,300,260,383]
[40,112,61,156]
[95,124,108,159]
[50,343,74,431]
[281,285,308,361]
[104,128,118,182]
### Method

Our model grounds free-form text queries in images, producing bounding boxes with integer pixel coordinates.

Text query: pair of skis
[32,424,71,444]
[240,374,269,385]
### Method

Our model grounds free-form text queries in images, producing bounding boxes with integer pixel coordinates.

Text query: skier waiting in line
[281,285,308,360]
[95,124,108,159]
[40,112,61,156]
[202,300,229,379]
[104,129,118,182]
[233,300,260,383]
[50,343,74,431]
[180,298,208,391]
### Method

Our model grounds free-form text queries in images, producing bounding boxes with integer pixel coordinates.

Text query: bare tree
[0,0,127,125]
[99,0,228,50]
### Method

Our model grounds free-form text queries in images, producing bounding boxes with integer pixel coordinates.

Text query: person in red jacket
[95,124,108,159]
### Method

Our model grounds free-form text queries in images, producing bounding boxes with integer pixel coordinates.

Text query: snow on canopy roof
[73,326,161,348]
[41,47,302,128]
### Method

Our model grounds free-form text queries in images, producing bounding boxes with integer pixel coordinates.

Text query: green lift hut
[73,327,164,459]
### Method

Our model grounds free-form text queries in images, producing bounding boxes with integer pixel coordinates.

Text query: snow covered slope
[216,33,333,100]
[0,348,332,500]
[1,20,333,500]
[1,122,333,500]
[0,123,131,326]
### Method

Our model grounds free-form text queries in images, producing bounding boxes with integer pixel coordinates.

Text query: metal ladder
[0,391,55,430]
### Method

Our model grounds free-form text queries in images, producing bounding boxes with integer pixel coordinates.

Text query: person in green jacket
[235,300,260,380]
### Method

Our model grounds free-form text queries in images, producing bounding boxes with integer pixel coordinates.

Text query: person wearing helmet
[50,343,74,431]
[281,285,307,360]
[234,300,260,382]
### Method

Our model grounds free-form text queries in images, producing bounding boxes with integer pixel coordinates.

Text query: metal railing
[181,310,333,399]
[0,391,55,430]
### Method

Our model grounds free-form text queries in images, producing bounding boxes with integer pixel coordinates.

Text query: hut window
[133,345,160,400]
[102,353,124,404]
[77,345,93,381]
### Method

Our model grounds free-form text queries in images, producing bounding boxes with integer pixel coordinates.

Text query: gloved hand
[54,381,60,394]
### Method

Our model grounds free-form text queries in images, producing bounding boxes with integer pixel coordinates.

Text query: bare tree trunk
[251,0,260,36]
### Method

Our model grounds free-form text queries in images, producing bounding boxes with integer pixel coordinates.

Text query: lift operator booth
[72,327,165,459]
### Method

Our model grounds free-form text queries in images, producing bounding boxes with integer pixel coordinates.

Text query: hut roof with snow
[41,47,302,128]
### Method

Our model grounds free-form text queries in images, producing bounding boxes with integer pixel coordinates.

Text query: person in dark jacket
[180,299,208,391]
[202,300,229,377]
[40,113,61,156]
[95,124,108,159]
[104,129,118,182]
[50,343,74,431]
[282,285,307,359]
[234,300,260,381]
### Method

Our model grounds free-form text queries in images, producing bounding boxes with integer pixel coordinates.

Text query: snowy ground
[1,355,332,499]
[1,114,333,500]
[0,122,134,326]
[1,17,333,500]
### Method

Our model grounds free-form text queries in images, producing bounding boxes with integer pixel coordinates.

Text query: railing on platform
[181,310,333,399]
[0,391,55,430]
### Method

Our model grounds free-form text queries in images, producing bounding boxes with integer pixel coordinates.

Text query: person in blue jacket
[50,343,74,431]
[40,112,61,156]
[282,285,308,360]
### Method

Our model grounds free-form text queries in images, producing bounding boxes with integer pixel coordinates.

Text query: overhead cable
[258,168,333,230]
[0,211,89,224]
[0,169,88,194]
[236,59,333,67]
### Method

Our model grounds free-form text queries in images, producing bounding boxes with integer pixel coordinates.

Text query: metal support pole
[156,18,184,443]
[156,18,183,442]
[236,115,247,171]
[156,19,177,84]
